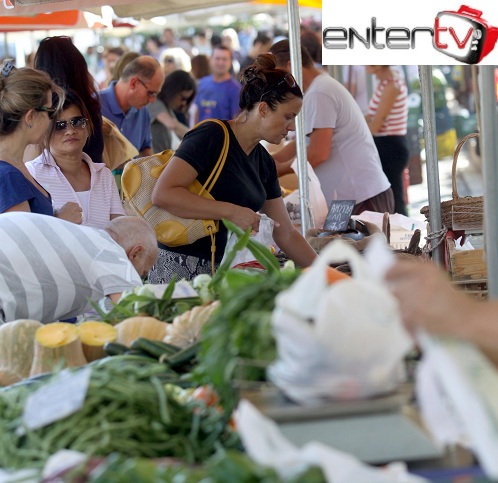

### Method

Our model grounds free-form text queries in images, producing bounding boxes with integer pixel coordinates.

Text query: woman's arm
[367,80,399,135]
[4,201,31,213]
[155,111,189,140]
[261,197,317,268]
[151,156,261,232]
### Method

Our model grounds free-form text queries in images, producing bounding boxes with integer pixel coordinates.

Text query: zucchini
[130,338,181,359]
[103,342,129,356]
[167,341,201,369]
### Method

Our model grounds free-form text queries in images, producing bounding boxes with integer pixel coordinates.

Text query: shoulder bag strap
[194,119,230,196]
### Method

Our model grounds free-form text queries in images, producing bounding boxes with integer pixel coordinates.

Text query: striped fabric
[0,213,141,323]
[26,150,125,230]
[368,77,408,136]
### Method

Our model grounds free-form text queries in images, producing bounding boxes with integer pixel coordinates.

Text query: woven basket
[420,133,483,230]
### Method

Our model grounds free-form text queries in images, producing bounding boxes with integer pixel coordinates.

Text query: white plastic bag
[222,214,275,268]
[268,237,413,403]
[235,400,429,483]
[284,160,328,229]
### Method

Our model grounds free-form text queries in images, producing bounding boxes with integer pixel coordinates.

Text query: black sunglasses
[136,78,159,98]
[35,106,57,119]
[259,73,297,103]
[55,116,87,132]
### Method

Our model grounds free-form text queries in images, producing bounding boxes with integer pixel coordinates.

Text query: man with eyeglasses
[99,55,165,159]
[271,40,395,218]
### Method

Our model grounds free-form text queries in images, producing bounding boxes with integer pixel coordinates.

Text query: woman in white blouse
[27,90,124,229]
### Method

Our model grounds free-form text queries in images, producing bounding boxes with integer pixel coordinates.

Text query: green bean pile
[0,357,240,470]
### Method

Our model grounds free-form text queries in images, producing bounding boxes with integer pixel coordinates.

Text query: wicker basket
[420,133,483,230]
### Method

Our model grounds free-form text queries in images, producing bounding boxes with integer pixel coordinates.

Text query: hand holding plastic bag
[268,237,413,403]
[222,214,275,268]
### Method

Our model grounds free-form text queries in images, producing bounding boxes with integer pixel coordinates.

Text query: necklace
[0,148,23,171]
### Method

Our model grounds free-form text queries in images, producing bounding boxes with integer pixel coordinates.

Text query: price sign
[323,200,356,232]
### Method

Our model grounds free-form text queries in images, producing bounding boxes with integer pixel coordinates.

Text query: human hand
[228,206,261,233]
[55,202,83,224]
[385,259,470,338]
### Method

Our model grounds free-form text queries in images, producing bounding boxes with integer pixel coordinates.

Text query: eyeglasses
[55,116,87,132]
[259,73,297,103]
[136,78,159,98]
[35,106,57,119]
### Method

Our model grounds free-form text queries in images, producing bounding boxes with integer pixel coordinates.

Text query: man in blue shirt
[100,55,165,158]
[194,45,241,123]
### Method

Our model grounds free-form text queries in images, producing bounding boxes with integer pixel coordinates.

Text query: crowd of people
[0,27,490,359]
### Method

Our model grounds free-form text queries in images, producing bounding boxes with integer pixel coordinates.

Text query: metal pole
[478,66,498,299]
[419,65,444,266]
[286,0,313,234]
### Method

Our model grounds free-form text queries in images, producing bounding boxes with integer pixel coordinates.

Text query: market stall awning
[0,10,92,30]
[252,0,320,8]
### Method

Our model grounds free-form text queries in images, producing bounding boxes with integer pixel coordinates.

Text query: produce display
[0,221,327,481]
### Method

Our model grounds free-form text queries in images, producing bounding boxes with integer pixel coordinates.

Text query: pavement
[406,139,483,225]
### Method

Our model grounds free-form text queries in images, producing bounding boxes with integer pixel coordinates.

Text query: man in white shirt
[0,214,158,323]
[271,40,394,216]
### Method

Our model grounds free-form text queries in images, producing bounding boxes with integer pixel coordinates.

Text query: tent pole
[286,0,313,234]
[419,65,444,266]
[478,66,498,299]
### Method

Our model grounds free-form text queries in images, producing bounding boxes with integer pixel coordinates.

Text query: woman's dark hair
[157,70,197,108]
[45,89,94,147]
[34,36,101,121]
[238,53,302,112]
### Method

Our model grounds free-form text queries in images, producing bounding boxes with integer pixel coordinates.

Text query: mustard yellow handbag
[121,119,229,252]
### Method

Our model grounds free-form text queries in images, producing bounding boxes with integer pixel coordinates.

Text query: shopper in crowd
[0,213,158,324]
[386,259,498,365]
[99,55,165,157]
[0,60,66,216]
[95,46,125,89]
[221,28,243,75]
[366,65,409,215]
[149,70,197,153]
[27,90,124,229]
[160,48,192,77]
[239,32,273,72]
[149,53,317,282]
[190,54,211,81]
[300,29,323,70]
[343,65,369,115]
[111,51,140,83]
[34,36,105,165]
[194,45,241,123]
[271,41,394,216]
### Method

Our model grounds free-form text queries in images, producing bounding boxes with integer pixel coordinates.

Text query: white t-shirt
[0,213,141,323]
[304,73,391,206]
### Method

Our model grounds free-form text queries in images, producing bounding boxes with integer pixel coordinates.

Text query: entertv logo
[321,1,498,65]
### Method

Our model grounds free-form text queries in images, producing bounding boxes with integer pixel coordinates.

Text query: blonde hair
[0,60,65,135]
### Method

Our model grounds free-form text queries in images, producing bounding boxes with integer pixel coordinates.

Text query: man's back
[0,213,140,323]
[305,73,390,205]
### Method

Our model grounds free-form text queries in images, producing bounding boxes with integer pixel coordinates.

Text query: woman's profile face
[50,104,88,158]
[261,95,303,145]
[171,89,194,111]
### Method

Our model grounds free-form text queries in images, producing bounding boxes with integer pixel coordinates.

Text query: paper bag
[102,116,139,171]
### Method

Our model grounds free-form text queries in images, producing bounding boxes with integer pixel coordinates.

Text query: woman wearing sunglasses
[149,53,317,283]
[0,60,65,215]
[27,90,124,229]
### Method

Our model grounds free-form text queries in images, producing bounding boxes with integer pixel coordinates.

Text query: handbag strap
[193,119,230,196]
